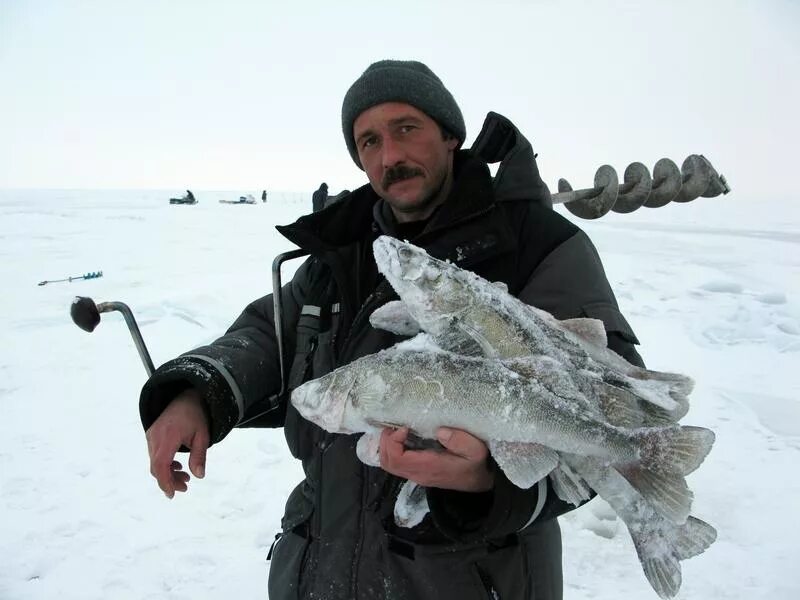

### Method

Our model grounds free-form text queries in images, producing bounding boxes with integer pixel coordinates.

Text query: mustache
[382,165,424,189]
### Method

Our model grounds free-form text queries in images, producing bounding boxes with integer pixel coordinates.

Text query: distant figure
[261,190,267,203]
[312,182,328,212]
[186,190,195,202]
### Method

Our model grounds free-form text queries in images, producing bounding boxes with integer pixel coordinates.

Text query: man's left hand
[379,427,494,492]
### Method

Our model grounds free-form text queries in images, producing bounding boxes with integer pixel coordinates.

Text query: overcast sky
[1,0,797,199]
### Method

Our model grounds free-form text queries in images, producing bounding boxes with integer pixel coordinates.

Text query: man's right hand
[145,388,210,498]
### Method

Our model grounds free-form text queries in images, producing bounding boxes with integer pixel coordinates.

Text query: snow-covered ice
[1,189,798,599]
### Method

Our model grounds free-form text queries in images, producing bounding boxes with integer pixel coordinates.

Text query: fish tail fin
[674,516,717,560]
[637,425,715,475]
[601,370,678,411]
[639,554,682,599]
[632,367,695,396]
[617,467,693,524]
[642,394,690,426]
[594,380,644,428]
[632,516,717,598]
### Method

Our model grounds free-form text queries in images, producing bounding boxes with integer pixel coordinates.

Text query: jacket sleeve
[428,228,644,541]
[138,258,315,445]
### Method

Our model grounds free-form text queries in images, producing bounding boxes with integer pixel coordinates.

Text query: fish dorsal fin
[488,440,559,489]
[560,317,608,348]
[492,281,509,293]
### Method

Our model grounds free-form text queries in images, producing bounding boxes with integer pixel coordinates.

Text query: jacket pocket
[471,541,529,600]
[582,301,640,345]
[267,530,310,600]
[379,537,529,600]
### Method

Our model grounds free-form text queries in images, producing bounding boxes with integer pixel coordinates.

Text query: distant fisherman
[312,181,328,212]
[139,59,645,600]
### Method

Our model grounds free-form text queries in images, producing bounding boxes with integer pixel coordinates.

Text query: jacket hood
[471,111,552,208]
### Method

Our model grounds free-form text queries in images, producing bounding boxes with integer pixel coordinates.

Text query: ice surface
[1,189,798,599]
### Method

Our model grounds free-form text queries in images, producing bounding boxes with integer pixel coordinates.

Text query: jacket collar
[277,150,497,253]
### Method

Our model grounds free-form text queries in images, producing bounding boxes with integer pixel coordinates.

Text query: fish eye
[397,247,414,261]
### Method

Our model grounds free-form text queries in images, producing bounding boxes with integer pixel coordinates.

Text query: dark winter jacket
[140,150,642,600]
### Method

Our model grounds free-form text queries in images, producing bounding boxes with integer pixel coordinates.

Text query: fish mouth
[373,236,436,284]
[291,380,325,417]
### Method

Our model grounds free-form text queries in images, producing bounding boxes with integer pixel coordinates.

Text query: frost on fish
[567,453,717,599]
[366,235,716,599]
[291,347,712,511]
[372,235,692,413]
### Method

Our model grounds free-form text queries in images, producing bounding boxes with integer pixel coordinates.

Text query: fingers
[188,430,209,479]
[379,427,494,491]
[171,462,191,493]
[379,427,409,470]
[145,394,210,498]
[435,427,489,462]
[147,430,183,498]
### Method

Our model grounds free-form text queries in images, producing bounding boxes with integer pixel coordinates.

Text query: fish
[367,235,717,599]
[371,236,692,421]
[292,345,711,480]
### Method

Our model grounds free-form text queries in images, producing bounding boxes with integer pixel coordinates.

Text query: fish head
[373,236,476,324]
[291,367,360,433]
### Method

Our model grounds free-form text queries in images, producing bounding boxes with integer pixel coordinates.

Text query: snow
[1,189,799,599]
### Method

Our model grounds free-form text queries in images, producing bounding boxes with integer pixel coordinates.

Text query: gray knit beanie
[341,60,466,168]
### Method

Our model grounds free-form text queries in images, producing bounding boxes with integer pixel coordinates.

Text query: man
[140,60,643,599]
[312,181,328,212]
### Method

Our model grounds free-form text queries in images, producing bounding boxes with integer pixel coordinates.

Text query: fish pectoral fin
[355,431,382,466]
[455,321,500,358]
[355,375,387,413]
[560,317,608,348]
[394,481,429,528]
[369,301,422,336]
[489,440,559,489]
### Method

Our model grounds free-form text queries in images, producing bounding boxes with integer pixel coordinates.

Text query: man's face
[353,102,459,223]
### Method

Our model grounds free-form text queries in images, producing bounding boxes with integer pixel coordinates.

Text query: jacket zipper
[338,282,392,364]
[344,284,394,599]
